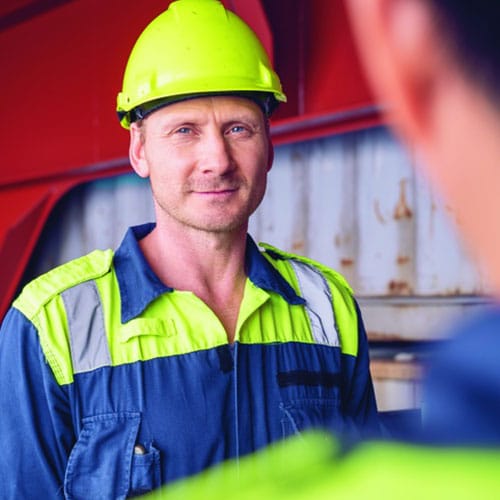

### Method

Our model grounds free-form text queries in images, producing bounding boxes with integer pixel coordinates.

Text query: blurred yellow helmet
[117,0,286,128]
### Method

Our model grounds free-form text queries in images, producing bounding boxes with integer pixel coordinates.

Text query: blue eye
[230,125,246,134]
[176,127,192,134]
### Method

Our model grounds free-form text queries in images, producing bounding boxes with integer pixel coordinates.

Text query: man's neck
[138,223,249,342]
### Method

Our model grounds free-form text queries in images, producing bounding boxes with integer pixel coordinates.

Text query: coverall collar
[114,223,303,323]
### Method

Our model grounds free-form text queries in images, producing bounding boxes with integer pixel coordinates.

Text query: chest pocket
[280,398,342,437]
[64,412,160,500]
[277,368,343,438]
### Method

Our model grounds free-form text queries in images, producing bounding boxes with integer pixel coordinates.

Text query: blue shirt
[421,305,500,446]
[0,224,379,499]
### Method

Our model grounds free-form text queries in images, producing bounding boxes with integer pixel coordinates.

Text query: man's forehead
[149,95,264,122]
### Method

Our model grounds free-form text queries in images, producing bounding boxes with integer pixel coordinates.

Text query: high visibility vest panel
[14,246,359,384]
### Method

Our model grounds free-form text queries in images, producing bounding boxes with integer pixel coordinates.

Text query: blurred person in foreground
[346,0,500,446]
[141,0,500,497]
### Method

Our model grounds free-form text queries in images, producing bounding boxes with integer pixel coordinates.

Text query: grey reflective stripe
[289,260,339,347]
[61,281,111,374]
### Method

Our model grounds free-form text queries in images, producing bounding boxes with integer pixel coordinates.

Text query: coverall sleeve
[0,307,73,499]
[341,300,381,438]
[421,307,500,446]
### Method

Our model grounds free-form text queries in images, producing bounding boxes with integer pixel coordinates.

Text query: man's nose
[199,132,234,174]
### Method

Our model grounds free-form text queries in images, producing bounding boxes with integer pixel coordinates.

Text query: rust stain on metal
[397,255,410,265]
[333,234,352,248]
[388,280,411,295]
[373,199,386,224]
[394,178,413,219]
[340,258,354,266]
[292,240,305,252]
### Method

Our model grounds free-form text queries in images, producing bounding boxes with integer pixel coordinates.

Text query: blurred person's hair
[431,1,500,105]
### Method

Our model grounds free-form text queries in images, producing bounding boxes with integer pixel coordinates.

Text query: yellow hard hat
[117,0,286,129]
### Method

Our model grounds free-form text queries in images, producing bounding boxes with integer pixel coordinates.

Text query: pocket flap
[64,412,141,500]
[120,318,175,342]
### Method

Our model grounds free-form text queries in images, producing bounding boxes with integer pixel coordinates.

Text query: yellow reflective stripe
[328,274,358,356]
[31,295,73,385]
[235,280,270,336]
[97,272,316,366]
[97,271,229,365]
[13,249,114,320]
[13,249,114,386]
[237,280,313,344]
[260,243,358,356]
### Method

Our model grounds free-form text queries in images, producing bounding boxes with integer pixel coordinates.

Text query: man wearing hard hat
[0,1,379,498]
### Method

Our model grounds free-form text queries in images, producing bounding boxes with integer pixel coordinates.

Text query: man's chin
[188,215,249,234]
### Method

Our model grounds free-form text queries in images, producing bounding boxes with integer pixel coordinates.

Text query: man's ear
[266,141,274,172]
[345,0,442,145]
[129,123,150,178]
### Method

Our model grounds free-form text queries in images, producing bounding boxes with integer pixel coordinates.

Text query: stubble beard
[152,180,266,235]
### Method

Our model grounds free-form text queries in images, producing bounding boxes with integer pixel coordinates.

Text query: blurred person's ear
[346,0,500,295]
[345,0,444,149]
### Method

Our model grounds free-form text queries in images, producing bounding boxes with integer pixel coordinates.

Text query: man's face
[130,95,273,235]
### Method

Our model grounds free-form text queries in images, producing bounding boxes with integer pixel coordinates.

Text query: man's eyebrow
[155,114,202,129]
[223,112,264,124]
[158,113,262,128]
